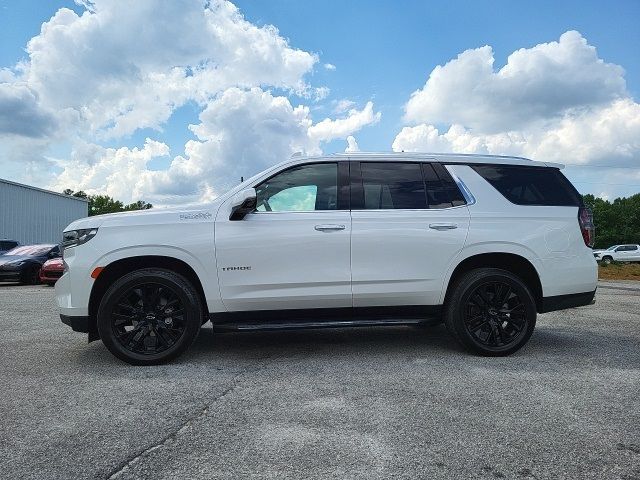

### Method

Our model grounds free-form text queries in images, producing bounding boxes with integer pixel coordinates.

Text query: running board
[212,317,437,333]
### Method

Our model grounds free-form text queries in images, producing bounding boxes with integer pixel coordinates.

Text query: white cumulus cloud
[1,0,387,205]
[11,0,318,139]
[52,89,381,204]
[394,30,640,196]
[404,31,627,133]
[308,101,381,143]
[345,135,359,152]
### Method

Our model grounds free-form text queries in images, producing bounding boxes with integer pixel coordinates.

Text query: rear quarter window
[471,165,582,207]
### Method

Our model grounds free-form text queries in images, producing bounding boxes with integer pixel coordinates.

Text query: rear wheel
[444,268,536,356]
[97,268,203,365]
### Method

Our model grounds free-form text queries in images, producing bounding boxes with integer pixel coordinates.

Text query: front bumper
[60,314,90,333]
[40,269,63,283]
[55,270,90,317]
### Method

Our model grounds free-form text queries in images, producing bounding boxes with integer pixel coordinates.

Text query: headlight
[62,228,98,250]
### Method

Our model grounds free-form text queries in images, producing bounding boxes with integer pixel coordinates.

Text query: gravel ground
[0,282,639,480]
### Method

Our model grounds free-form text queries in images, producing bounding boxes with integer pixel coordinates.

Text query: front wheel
[444,268,537,356]
[21,266,40,285]
[602,256,613,265]
[97,268,203,365]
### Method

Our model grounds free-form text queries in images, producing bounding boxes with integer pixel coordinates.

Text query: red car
[39,257,64,286]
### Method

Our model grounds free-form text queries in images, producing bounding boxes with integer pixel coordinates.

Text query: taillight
[578,207,595,247]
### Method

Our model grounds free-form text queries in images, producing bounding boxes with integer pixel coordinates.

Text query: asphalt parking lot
[1,282,639,480]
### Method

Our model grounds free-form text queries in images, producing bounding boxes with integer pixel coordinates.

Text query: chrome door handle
[314,224,346,231]
[429,223,458,230]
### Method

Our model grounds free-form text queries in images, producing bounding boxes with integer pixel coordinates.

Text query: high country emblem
[179,212,212,220]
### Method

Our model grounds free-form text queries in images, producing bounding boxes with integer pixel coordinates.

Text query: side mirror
[229,188,257,221]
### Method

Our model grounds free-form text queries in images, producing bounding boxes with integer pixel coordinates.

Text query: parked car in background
[0,244,61,284]
[593,244,640,264]
[0,240,19,255]
[57,152,597,365]
[40,257,65,286]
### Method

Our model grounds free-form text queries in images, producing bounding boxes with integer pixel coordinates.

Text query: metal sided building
[0,178,89,245]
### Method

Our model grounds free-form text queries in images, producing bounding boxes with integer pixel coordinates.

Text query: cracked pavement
[1,282,639,479]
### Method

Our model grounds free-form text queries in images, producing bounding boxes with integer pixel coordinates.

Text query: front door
[215,162,352,312]
[350,161,470,307]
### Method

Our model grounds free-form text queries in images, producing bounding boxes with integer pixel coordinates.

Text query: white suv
[57,153,597,365]
[593,245,640,264]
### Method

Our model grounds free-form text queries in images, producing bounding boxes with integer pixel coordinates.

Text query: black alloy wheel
[444,268,537,356]
[97,269,202,365]
[110,283,187,355]
[463,281,527,349]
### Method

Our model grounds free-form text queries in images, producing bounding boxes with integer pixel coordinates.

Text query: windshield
[606,245,619,251]
[4,245,56,256]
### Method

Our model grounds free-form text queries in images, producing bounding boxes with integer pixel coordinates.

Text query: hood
[64,200,223,231]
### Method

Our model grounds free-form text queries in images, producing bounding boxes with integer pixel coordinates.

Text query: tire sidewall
[97,269,202,365]
[448,269,537,356]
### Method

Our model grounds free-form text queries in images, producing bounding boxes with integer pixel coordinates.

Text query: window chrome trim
[446,167,476,206]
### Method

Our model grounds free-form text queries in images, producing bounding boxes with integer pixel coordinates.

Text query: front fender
[92,245,224,314]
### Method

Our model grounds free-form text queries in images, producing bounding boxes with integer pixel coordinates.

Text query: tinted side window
[255,163,338,212]
[422,163,467,208]
[423,164,454,208]
[472,165,581,206]
[361,162,427,209]
[433,164,466,206]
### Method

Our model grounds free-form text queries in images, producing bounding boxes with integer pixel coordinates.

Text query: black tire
[97,268,203,365]
[444,268,536,356]
[21,266,41,285]
[602,256,613,265]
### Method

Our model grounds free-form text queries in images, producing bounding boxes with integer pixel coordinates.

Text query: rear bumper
[539,289,596,313]
[60,314,90,333]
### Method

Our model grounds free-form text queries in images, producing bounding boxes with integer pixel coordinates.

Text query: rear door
[350,161,470,307]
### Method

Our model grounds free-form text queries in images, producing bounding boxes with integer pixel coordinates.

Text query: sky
[0,0,639,205]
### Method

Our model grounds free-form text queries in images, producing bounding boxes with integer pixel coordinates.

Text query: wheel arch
[87,255,209,341]
[442,252,544,312]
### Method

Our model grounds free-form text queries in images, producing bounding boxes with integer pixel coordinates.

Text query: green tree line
[583,193,640,248]
[63,189,152,216]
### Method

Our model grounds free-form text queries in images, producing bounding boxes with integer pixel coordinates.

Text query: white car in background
[593,245,640,264]
[56,152,598,365]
